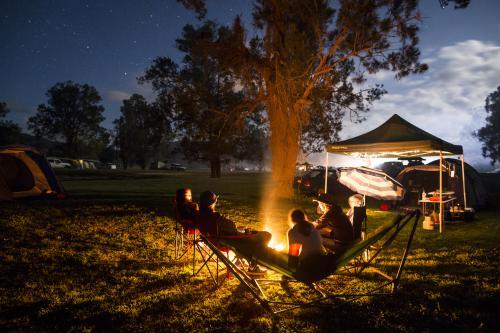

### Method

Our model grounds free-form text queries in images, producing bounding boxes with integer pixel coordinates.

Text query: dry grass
[0,170,498,332]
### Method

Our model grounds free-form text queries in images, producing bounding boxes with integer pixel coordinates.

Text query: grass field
[1,170,499,332]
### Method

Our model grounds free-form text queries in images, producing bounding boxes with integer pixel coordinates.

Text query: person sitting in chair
[287,209,326,260]
[197,190,271,274]
[175,188,198,221]
[312,193,354,255]
[347,194,364,224]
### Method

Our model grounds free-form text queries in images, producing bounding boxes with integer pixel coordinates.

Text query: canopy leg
[439,151,443,234]
[461,154,467,209]
[324,152,329,193]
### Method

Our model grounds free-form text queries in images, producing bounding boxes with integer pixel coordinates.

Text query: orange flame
[267,238,285,252]
[264,217,286,252]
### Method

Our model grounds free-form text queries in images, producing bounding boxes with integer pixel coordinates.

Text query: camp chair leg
[194,248,214,276]
[191,231,201,276]
[195,251,218,285]
[318,280,394,306]
[392,209,419,293]
[249,278,335,315]
[192,242,229,287]
[174,227,190,261]
[310,283,328,298]
[173,227,183,260]
[192,238,196,275]
[252,278,291,300]
[225,252,231,280]
[174,230,179,259]
[216,256,219,284]
[356,210,417,275]
[352,209,420,294]
[176,230,184,260]
[197,235,273,312]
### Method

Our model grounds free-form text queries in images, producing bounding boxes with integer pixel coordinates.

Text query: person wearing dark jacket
[197,193,238,237]
[197,190,271,275]
[312,193,354,255]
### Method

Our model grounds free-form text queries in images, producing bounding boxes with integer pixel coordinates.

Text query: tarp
[326,114,463,157]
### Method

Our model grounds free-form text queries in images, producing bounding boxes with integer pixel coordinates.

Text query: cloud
[337,39,500,166]
[130,81,155,102]
[106,90,131,102]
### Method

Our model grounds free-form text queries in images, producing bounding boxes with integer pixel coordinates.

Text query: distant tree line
[2,71,267,176]
[27,81,109,159]
[135,21,267,177]
[113,94,173,170]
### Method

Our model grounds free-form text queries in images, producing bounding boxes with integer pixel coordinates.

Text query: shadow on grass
[32,301,130,332]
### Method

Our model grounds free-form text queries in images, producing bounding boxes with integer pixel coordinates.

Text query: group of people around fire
[175,187,364,274]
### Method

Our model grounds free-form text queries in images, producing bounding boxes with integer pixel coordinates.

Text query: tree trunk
[210,156,221,178]
[66,135,76,158]
[267,95,301,198]
[139,155,149,170]
[216,158,221,177]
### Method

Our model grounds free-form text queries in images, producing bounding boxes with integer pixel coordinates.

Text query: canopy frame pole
[439,151,443,233]
[324,151,329,193]
[461,154,467,208]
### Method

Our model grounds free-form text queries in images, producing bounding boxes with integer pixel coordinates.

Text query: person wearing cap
[197,191,238,236]
[312,193,354,254]
[197,190,271,274]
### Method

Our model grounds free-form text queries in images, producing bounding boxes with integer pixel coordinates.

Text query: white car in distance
[47,157,72,169]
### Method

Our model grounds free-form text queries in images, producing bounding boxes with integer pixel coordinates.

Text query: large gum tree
[179,0,467,197]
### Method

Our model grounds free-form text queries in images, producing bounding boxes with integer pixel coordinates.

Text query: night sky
[0,0,252,128]
[1,0,500,166]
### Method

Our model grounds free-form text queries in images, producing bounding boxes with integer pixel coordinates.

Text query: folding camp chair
[352,206,367,240]
[202,209,420,315]
[173,199,200,271]
[193,234,250,287]
[352,206,373,261]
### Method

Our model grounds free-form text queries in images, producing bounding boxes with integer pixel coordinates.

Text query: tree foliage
[178,0,467,196]
[141,21,267,177]
[193,0,423,195]
[114,94,172,169]
[475,86,500,165]
[439,0,470,9]
[27,81,107,157]
[0,102,22,146]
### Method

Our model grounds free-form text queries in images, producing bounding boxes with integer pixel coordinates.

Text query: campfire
[264,217,286,252]
[267,237,285,252]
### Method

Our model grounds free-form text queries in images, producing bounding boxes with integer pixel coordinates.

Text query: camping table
[418,197,456,215]
[418,197,456,230]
